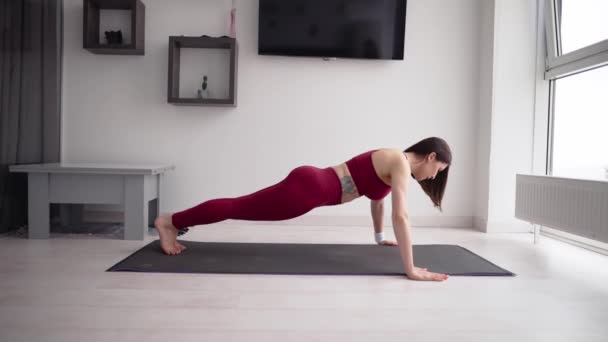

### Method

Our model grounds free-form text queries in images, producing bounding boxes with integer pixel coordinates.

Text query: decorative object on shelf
[229,0,236,38]
[83,0,145,55]
[104,30,123,45]
[201,34,231,39]
[197,75,211,99]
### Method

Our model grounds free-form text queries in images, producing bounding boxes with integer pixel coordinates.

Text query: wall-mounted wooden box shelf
[83,0,145,55]
[167,36,238,107]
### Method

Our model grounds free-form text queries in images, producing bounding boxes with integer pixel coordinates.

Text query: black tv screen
[258,0,407,60]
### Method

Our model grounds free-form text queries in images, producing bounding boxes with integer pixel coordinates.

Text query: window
[552,65,608,180]
[545,0,608,180]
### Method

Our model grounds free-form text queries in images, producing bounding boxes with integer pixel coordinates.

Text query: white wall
[62,0,483,229]
[475,0,539,232]
[475,0,495,231]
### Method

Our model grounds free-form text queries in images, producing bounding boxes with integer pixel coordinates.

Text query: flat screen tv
[258,0,407,60]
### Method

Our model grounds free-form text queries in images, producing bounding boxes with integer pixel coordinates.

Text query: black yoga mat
[107,240,515,276]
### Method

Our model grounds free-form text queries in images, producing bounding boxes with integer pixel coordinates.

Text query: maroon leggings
[171,166,343,230]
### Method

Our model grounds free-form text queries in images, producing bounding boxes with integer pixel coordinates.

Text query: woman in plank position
[154,137,452,282]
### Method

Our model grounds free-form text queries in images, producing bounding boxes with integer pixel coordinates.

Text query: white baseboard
[212,215,474,228]
[484,219,531,233]
[83,210,475,229]
[473,216,487,232]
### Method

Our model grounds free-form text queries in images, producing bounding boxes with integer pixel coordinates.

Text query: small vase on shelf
[198,75,211,99]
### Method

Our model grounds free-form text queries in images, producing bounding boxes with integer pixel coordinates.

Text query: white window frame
[544,0,608,80]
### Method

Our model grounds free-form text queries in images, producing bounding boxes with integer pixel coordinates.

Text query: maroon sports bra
[345,149,392,200]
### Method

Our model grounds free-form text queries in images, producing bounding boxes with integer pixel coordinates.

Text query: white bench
[9,163,175,240]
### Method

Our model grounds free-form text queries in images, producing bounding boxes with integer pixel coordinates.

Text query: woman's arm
[390,156,448,281]
[371,199,384,234]
[389,158,415,273]
[371,199,398,245]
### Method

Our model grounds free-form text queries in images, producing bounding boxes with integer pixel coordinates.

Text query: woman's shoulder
[373,148,407,163]
[371,148,410,176]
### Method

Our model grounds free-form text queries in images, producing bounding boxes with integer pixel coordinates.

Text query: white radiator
[515,174,608,244]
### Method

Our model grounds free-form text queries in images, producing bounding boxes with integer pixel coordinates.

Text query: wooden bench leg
[124,175,147,240]
[28,173,50,239]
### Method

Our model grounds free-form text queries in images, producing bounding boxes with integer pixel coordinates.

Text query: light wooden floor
[1,224,607,342]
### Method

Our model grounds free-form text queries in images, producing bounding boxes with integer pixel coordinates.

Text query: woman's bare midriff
[330,149,398,204]
[330,164,360,204]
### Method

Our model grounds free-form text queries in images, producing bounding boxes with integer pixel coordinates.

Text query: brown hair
[404,137,452,211]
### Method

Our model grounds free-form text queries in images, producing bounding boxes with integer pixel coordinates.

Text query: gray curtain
[0,0,63,233]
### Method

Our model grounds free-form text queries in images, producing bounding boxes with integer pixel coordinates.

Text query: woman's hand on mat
[406,266,449,282]
[379,239,398,246]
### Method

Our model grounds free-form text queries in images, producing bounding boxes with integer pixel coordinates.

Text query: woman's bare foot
[154,214,187,255]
